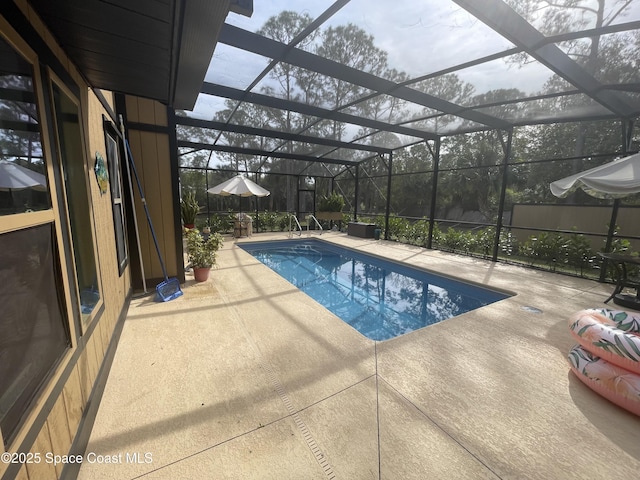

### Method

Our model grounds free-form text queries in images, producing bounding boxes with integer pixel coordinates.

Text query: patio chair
[234,213,252,237]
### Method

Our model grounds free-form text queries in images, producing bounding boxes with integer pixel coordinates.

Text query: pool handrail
[288,213,303,237]
[307,215,323,235]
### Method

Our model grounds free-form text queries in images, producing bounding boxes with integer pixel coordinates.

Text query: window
[104,123,128,273]
[0,33,72,446]
[0,38,49,215]
[0,225,70,445]
[51,82,101,320]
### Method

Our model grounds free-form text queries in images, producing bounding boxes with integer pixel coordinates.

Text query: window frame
[103,119,129,275]
[48,72,104,330]
[0,19,78,449]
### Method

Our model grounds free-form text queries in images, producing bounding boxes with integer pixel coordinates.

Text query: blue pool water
[240,240,510,341]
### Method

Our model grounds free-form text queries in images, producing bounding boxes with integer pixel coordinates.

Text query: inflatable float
[567,308,640,416]
[568,344,640,416]
[568,308,640,374]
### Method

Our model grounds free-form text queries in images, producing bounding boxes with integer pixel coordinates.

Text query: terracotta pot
[184,223,195,230]
[193,267,210,282]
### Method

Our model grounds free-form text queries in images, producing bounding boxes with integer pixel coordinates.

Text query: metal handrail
[289,213,303,237]
[307,214,323,235]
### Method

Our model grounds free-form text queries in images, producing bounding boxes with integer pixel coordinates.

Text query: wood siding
[123,96,180,281]
[1,4,132,479]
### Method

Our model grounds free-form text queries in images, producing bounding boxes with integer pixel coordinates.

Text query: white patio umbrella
[207,174,270,236]
[550,152,640,199]
[0,159,47,211]
[0,159,47,192]
[207,174,270,197]
[550,152,640,294]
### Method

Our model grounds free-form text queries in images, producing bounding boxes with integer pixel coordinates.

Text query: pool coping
[238,236,514,342]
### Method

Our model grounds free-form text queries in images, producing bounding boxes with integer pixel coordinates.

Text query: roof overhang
[27,0,252,110]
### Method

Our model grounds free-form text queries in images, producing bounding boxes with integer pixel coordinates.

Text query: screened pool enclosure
[177,0,640,279]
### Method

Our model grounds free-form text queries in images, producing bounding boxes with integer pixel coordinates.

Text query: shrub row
[358,215,635,280]
[196,211,348,234]
[196,211,636,280]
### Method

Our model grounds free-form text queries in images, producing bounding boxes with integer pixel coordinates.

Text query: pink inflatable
[568,344,640,416]
[568,308,640,375]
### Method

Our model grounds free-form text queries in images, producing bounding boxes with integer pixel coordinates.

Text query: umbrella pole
[600,198,620,282]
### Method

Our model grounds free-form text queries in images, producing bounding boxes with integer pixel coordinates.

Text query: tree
[258,11,320,211]
[412,73,476,134]
[503,0,639,182]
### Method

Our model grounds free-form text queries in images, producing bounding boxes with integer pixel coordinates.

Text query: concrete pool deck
[77,231,640,479]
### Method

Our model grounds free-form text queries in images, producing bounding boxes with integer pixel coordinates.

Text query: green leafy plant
[565,230,595,276]
[277,212,291,231]
[181,191,200,226]
[473,227,495,258]
[600,225,636,281]
[317,192,345,212]
[431,223,442,247]
[386,216,409,241]
[499,230,518,257]
[440,227,466,252]
[521,232,567,270]
[185,228,223,268]
[263,211,279,231]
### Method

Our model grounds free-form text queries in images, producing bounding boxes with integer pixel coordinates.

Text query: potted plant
[197,218,211,235]
[316,192,345,221]
[181,191,200,229]
[185,228,224,282]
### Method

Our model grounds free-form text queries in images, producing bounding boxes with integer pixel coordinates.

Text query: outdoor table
[598,252,640,310]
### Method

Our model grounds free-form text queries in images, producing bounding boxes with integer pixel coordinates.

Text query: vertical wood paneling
[45,396,72,478]
[14,464,28,480]
[76,349,94,407]
[89,329,103,380]
[84,87,133,354]
[99,319,110,361]
[124,96,179,281]
[156,134,177,274]
[153,100,167,126]
[128,129,158,279]
[140,130,165,279]
[125,95,140,122]
[137,97,157,125]
[25,425,56,480]
[62,366,84,438]
[1,11,132,479]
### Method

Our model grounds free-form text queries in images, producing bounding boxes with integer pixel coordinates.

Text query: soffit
[28,0,249,109]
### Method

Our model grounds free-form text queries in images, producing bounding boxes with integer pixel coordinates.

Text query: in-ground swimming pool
[240,240,511,341]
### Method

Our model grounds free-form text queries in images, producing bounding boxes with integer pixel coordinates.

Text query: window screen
[0,225,70,444]
[105,128,128,274]
[51,83,100,318]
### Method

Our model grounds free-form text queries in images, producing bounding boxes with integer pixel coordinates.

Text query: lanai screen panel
[296,0,516,81]
[205,44,271,90]
[177,0,640,171]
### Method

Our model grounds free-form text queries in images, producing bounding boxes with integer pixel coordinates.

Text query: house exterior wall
[121,96,183,284]
[0,3,138,479]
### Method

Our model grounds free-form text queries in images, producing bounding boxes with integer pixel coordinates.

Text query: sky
[201,0,544,120]
[212,0,521,87]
